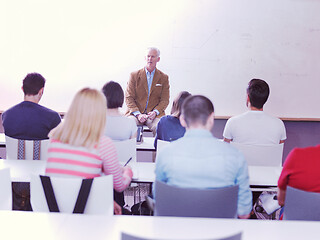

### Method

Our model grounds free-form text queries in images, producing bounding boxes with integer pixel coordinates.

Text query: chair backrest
[5,135,49,161]
[121,232,242,240]
[0,168,12,210]
[154,181,238,218]
[283,186,320,221]
[156,140,170,157]
[230,142,284,166]
[30,174,113,215]
[112,138,137,165]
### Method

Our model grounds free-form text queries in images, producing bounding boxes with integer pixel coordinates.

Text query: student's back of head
[102,81,124,109]
[181,95,214,128]
[50,88,106,149]
[247,79,269,109]
[22,73,46,96]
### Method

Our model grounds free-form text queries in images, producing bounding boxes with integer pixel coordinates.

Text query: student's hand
[137,114,148,123]
[114,201,122,215]
[147,111,157,121]
[123,166,133,179]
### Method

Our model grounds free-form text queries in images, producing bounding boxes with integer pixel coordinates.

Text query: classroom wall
[1,0,320,119]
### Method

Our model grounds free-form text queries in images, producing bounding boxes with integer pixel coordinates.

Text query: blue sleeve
[52,112,62,129]
[154,118,164,148]
[235,155,252,216]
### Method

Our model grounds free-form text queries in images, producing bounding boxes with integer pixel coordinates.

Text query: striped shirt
[45,136,131,192]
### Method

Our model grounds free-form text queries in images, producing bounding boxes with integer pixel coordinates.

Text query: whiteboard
[1,0,320,118]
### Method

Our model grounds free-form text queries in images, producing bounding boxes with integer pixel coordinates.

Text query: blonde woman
[45,88,133,214]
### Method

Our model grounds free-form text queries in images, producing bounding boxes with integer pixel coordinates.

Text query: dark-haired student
[155,95,252,219]
[2,72,61,211]
[223,79,286,145]
[2,72,61,140]
[154,91,191,148]
[102,81,137,214]
[102,81,137,140]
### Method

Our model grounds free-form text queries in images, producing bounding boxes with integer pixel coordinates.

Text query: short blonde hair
[50,88,107,149]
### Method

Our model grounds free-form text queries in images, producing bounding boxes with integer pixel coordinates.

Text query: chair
[283,186,320,221]
[5,135,49,160]
[30,174,113,215]
[0,168,12,210]
[121,232,242,240]
[112,138,137,165]
[154,181,239,218]
[230,142,284,166]
[156,140,170,157]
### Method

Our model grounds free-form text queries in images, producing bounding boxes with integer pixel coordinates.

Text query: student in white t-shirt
[223,79,286,145]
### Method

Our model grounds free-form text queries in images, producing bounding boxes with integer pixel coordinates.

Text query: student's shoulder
[36,104,59,115]
[3,101,24,113]
[2,102,30,119]
[290,145,320,158]
[262,112,285,125]
[99,135,114,147]
[225,112,247,125]
[159,115,175,122]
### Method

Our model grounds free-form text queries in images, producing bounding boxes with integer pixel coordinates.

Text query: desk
[132,162,282,188]
[0,159,46,182]
[0,159,281,188]
[0,211,319,240]
[136,137,155,152]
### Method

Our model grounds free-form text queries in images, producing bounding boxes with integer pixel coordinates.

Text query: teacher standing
[125,47,170,135]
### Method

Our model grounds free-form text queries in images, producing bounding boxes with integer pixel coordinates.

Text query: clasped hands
[137,111,156,123]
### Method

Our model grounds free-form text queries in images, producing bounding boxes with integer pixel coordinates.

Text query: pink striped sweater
[45,136,131,192]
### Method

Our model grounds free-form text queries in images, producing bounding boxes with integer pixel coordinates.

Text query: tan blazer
[125,68,170,118]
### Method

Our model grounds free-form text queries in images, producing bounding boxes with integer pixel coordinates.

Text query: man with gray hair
[125,47,170,135]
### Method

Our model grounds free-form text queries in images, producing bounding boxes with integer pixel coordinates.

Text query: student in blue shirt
[2,72,61,140]
[154,91,191,148]
[155,95,252,218]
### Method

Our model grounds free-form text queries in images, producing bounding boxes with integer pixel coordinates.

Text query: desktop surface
[0,211,318,240]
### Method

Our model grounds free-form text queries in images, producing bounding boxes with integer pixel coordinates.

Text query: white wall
[1,0,319,118]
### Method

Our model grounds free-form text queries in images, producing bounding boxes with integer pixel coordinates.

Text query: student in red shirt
[277,145,320,206]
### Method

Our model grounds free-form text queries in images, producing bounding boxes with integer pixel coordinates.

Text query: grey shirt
[104,115,137,141]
